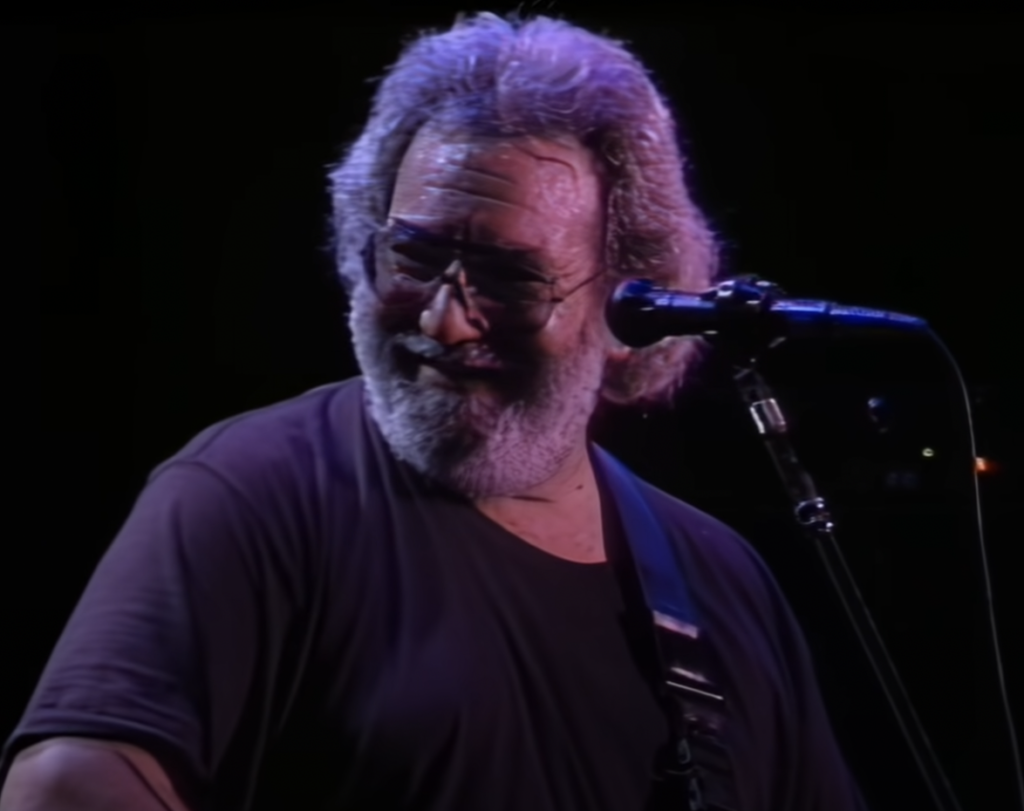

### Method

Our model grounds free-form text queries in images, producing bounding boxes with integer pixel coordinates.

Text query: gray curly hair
[328,12,720,405]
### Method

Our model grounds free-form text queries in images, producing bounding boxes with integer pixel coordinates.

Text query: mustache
[391,333,527,370]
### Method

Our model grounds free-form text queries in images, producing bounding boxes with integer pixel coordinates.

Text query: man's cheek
[365,301,422,349]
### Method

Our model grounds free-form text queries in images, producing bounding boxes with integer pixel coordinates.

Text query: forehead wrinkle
[431,139,584,191]
[435,164,518,186]
[416,183,537,213]
[507,141,582,180]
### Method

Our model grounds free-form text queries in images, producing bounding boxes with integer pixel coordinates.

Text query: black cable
[927,328,1024,811]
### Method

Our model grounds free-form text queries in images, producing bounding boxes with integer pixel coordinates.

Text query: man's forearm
[0,738,193,811]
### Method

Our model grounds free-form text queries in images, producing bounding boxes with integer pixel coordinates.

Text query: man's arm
[1,457,307,810]
[0,738,193,811]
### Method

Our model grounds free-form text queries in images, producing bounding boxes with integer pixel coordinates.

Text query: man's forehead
[395,127,598,189]
[387,125,606,265]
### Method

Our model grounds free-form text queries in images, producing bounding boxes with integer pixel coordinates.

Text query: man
[1,13,867,811]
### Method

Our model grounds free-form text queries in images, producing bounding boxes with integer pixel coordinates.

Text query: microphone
[606,278,928,348]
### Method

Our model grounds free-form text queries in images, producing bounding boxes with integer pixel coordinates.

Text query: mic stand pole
[730,359,963,811]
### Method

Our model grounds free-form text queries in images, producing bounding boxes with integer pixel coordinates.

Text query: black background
[6,4,1022,810]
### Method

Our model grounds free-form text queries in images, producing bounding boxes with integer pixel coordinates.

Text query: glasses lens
[475,296,553,332]
[369,229,556,331]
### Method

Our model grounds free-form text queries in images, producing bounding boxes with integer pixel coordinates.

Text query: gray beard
[348,286,606,499]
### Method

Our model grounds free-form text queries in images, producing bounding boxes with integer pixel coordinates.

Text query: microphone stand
[710,279,964,811]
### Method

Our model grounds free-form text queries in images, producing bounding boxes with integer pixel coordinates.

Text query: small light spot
[922,447,935,458]
[976,457,997,474]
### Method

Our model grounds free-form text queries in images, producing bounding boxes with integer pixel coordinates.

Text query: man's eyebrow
[388,217,538,259]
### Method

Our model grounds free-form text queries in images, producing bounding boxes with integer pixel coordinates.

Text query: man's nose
[419,264,489,344]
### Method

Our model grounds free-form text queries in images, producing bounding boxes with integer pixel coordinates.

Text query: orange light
[975,457,997,474]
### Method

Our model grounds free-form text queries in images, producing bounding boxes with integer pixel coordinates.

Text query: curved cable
[928,328,1024,810]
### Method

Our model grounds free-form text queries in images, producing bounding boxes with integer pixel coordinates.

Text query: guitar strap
[594,446,741,811]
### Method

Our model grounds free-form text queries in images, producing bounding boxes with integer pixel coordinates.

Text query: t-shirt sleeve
[727,533,871,811]
[648,487,870,810]
[0,461,307,810]
[762,561,871,810]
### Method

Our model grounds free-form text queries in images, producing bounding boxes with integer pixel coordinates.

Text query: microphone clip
[704,276,782,311]
[701,276,791,361]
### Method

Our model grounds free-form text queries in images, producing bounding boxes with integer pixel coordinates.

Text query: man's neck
[473,440,606,563]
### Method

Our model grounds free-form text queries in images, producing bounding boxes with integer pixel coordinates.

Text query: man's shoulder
[612,461,797,652]
[629,473,737,541]
[597,447,782,608]
[148,377,367,488]
[639,477,768,572]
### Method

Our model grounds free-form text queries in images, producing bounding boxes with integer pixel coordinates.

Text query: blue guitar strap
[593,446,741,811]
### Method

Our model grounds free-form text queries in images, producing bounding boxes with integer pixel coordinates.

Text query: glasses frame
[362,222,606,332]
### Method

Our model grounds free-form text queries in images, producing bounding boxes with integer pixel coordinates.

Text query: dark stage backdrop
[8,6,1022,811]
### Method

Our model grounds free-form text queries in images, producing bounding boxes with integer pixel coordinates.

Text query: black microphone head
[605,279,664,348]
[607,279,720,347]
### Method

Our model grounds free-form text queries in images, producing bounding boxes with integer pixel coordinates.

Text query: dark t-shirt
[2,378,865,810]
